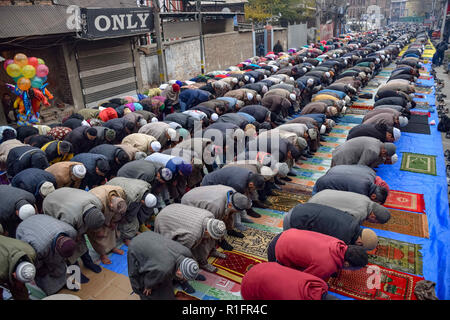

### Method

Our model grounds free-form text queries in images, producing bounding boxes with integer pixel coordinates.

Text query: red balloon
[28,57,39,69]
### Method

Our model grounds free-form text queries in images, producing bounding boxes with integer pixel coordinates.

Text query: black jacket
[286,203,362,245]
[347,123,388,142]
[239,105,270,123]
[6,146,49,178]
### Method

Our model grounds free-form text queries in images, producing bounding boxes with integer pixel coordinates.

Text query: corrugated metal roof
[54,0,138,7]
[0,5,74,39]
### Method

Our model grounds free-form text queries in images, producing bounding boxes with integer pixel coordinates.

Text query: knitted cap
[327,106,338,116]
[399,116,409,127]
[172,84,180,92]
[361,229,378,250]
[260,166,274,180]
[211,113,219,122]
[39,181,55,197]
[371,203,391,223]
[383,143,396,157]
[160,168,173,181]
[130,152,144,161]
[308,128,317,140]
[390,153,398,164]
[179,257,199,281]
[55,236,77,258]
[167,128,178,141]
[297,137,308,150]
[206,219,226,240]
[15,262,36,283]
[150,141,162,152]
[83,207,105,230]
[72,164,86,179]
[59,141,72,154]
[105,129,116,142]
[144,193,157,208]
[275,162,289,177]
[231,192,252,211]
[111,197,127,216]
[18,203,36,220]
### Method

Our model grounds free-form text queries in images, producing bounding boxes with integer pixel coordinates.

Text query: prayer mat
[351,103,374,109]
[318,141,340,148]
[285,178,315,188]
[187,276,242,300]
[410,111,430,117]
[328,132,348,139]
[249,208,284,233]
[334,125,358,130]
[297,157,332,167]
[338,115,363,124]
[328,264,424,300]
[209,250,265,284]
[414,102,431,110]
[323,136,347,144]
[347,108,371,115]
[296,163,329,172]
[224,228,275,260]
[383,190,426,213]
[362,209,430,238]
[280,182,313,194]
[414,87,433,94]
[265,190,311,212]
[400,152,437,176]
[313,152,333,159]
[401,122,431,135]
[408,114,429,125]
[293,170,325,182]
[367,237,423,276]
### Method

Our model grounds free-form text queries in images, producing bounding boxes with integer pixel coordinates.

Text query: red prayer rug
[328,264,424,300]
[210,250,265,284]
[383,190,426,213]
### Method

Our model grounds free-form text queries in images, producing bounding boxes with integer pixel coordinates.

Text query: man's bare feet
[112,248,124,255]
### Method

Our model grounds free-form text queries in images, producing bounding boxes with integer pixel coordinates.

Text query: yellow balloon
[14,53,28,68]
[17,77,31,91]
[21,65,36,79]
[6,63,22,78]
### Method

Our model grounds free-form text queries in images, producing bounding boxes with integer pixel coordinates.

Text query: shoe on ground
[201,264,218,273]
[211,250,227,259]
[219,239,234,250]
[246,209,261,218]
[227,230,245,238]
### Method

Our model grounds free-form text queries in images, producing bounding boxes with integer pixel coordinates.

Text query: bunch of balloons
[4,53,53,126]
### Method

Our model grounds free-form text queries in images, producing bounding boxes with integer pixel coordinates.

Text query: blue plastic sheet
[374,62,450,299]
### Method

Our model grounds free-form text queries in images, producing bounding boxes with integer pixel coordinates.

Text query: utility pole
[197,0,205,75]
[152,0,167,83]
[440,0,448,41]
[316,0,322,42]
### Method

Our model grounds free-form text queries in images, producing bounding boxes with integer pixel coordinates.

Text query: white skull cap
[18,204,36,220]
[144,193,158,208]
[247,92,254,101]
[151,117,159,123]
[289,93,296,101]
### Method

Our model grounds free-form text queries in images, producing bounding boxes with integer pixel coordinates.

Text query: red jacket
[275,229,347,280]
[241,262,328,300]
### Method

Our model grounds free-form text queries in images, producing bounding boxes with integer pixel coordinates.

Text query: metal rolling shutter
[76,38,138,108]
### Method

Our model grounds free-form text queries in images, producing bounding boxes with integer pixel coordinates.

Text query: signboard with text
[79,7,154,39]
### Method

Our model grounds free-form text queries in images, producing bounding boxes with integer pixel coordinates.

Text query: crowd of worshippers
[0,24,427,300]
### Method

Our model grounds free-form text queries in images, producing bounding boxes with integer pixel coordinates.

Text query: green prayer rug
[400,152,437,176]
[367,237,423,276]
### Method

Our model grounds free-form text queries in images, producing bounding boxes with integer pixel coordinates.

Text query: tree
[245,0,316,25]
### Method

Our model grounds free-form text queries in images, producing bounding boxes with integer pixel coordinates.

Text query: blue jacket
[179,89,211,112]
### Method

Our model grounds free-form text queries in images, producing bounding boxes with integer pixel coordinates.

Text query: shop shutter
[76,38,138,108]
